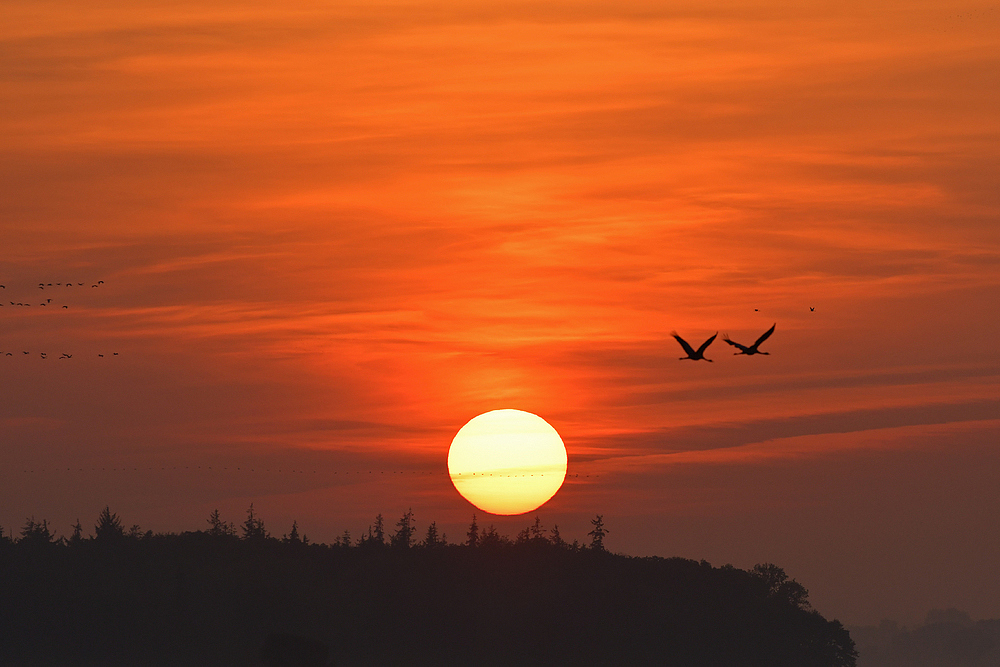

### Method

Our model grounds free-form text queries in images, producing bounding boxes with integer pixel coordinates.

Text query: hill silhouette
[0,509,856,666]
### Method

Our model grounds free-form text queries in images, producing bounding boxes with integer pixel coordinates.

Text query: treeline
[2,505,609,551]
[851,609,1000,667]
[1,508,856,666]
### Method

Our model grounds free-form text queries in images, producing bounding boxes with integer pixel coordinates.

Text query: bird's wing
[696,332,718,355]
[671,332,696,357]
[722,335,749,352]
[754,323,776,347]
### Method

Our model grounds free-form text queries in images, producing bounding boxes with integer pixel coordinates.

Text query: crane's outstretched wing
[754,323,776,348]
[671,332,696,357]
[722,335,750,353]
[696,332,718,355]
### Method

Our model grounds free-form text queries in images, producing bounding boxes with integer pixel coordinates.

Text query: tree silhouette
[336,529,351,548]
[19,517,55,546]
[751,563,810,609]
[94,506,124,542]
[373,513,385,545]
[127,524,150,539]
[422,521,445,547]
[466,514,479,547]
[69,518,84,544]
[241,503,268,541]
[588,514,608,551]
[283,520,302,544]
[206,509,236,537]
[529,516,545,543]
[0,507,858,666]
[479,524,510,548]
[391,509,415,549]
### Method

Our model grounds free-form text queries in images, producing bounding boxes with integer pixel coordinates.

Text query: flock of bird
[1,279,116,359]
[0,280,105,310]
[14,467,597,478]
[2,351,118,359]
[672,323,777,362]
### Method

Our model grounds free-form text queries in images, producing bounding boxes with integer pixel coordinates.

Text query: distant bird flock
[1,278,118,359]
[12,467,598,478]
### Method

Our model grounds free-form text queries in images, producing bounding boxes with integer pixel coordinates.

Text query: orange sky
[2,0,998,625]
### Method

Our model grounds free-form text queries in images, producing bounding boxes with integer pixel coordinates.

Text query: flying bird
[723,323,776,355]
[672,331,718,362]
[809,307,815,311]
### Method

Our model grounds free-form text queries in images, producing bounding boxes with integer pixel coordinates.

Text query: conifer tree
[69,519,84,544]
[529,516,545,541]
[20,517,54,545]
[588,514,608,551]
[466,514,479,547]
[94,506,124,542]
[391,509,415,549]
[422,521,444,547]
[207,509,236,537]
[241,503,268,541]
[283,520,301,544]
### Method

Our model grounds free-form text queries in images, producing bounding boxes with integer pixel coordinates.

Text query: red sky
[2,0,998,626]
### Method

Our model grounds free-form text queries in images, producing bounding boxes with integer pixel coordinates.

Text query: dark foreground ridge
[1,510,856,666]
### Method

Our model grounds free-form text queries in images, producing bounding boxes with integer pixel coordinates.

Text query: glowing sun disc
[448,409,568,515]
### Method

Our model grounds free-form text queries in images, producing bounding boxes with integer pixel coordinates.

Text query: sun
[447,409,568,515]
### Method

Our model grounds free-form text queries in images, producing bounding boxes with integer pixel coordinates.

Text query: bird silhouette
[809,306,815,311]
[722,323,775,355]
[672,331,717,362]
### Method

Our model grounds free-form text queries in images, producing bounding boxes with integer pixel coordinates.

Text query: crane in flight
[722,323,775,355]
[671,331,717,362]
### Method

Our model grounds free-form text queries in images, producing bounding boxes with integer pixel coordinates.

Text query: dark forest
[1,508,857,666]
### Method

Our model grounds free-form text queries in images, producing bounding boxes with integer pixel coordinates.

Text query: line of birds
[0,281,105,290]
[40,281,104,289]
[14,467,597,478]
[4,300,71,308]
[672,323,776,362]
[1,351,119,358]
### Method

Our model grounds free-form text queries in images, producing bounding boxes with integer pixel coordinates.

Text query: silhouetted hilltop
[0,510,856,666]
